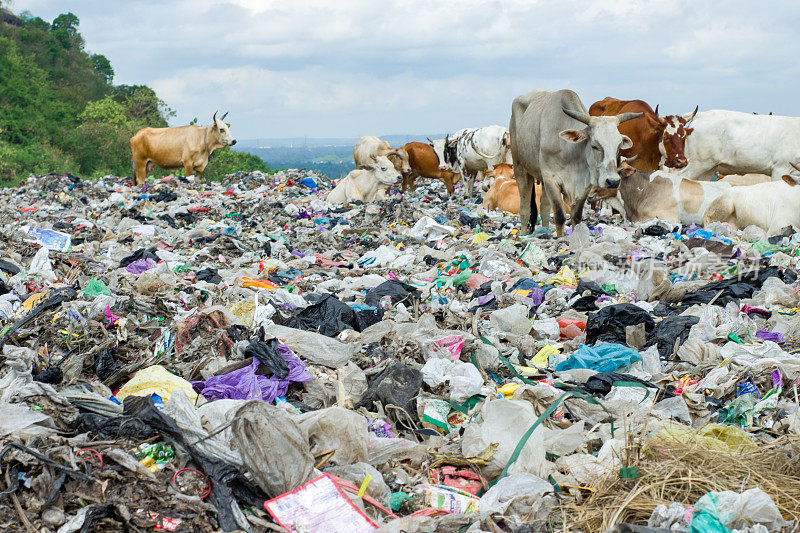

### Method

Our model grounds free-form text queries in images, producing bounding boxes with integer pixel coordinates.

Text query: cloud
[10,0,800,137]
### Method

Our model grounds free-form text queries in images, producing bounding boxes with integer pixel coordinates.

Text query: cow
[703,170,800,235]
[482,163,570,214]
[428,125,511,194]
[509,89,641,237]
[665,110,800,182]
[718,173,771,186]
[400,142,461,194]
[589,97,698,171]
[130,112,236,185]
[354,135,411,175]
[612,166,731,225]
[327,155,401,204]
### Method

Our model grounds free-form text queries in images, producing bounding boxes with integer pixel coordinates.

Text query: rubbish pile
[1,169,800,532]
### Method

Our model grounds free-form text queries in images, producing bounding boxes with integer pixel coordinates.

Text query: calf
[482,163,569,215]
[401,142,461,194]
[327,155,401,203]
[703,172,800,235]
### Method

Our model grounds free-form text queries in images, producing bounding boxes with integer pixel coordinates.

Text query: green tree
[50,13,80,49]
[113,85,174,127]
[203,149,271,181]
[90,53,113,83]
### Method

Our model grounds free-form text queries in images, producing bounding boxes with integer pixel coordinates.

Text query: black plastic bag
[196,267,222,284]
[244,331,289,379]
[150,189,178,203]
[571,278,607,312]
[0,259,20,275]
[119,247,158,268]
[364,280,422,308]
[355,361,422,421]
[646,314,699,358]
[582,372,659,397]
[276,294,378,337]
[680,266,797,307]
[95,348,122,381]
[585,303,655,345]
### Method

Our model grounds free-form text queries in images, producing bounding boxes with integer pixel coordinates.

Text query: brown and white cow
[130,112,236,185]
[611,163,730,225]
[589,97,697,171]
[400,141,461,194]
[482,163,569,215]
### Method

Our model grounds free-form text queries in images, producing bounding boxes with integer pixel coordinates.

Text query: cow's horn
[616,112,643,124]
[426,137,434,144]
[791,161,800,172]
[563,107,591,125]
[221,111,229,120]
[625,154,639,163]
[213,111,218,122]
[654,105,659,118]
[686,105,699,124]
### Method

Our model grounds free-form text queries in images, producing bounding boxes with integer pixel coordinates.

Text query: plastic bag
[81,278,112,298]
[692,488,784,531]
[542,421,584,456]
[28,247,56,281]
[555,342,642,373]
[462,399,546,478]
[275,294,378,337]
[490,304,532,336]
[355,361,422,419]
[116,365,198,404]
[325,462,390,502]
[230,401,314,497]
[299,407,368,465]
[263,323,353,368]
[479,472,555,520]
[420,358,483,402]
[585,303,655,345]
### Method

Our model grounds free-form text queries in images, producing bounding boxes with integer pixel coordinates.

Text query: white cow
[703,171,800,235]
[664,110,800,182]
[428,125,511,194]
[327,156,401,204]
[353,135,411,174]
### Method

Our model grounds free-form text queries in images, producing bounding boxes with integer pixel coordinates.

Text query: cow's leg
[194,166,205,182]
[441,174,454,195]
[570,188,591,225]
[538,181,552,229]
[133,157,149,186]
[542,179,566,237]
[184,164,195,180]
[517,172,537,235]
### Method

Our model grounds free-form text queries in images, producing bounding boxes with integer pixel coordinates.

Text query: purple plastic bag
[192,343,311,402]
[125,257,157,274]
[529,287,545,307]
[756,329,786,343]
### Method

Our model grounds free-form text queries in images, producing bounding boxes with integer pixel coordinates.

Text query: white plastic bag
[461,399,546,478]
[421,358,483,402]
[479,473,555,520]
[693,488,785,531]
[299,406,369,465]
[489,304,532,336]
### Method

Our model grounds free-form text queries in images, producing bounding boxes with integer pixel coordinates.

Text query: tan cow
[482,163,569,215]
[718,173,771,186]
[354,135,411,175]
[130,112,236,185]
[327,156,401,204]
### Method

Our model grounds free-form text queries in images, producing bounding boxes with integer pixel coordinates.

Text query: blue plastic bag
[555,342,642,373]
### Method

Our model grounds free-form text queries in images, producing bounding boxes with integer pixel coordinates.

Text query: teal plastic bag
[81,278,111,298]
[690,510,731,533]
[555,342,642,373]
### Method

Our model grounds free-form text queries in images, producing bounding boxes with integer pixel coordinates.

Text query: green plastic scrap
[81,278,111,298]
[388,492,412,511]
[722,394,756,428]
[727,332,744,344]
[172,263,192,273]
[601,283,618,296]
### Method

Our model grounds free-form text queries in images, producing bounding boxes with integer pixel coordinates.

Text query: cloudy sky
[9,0,800,139]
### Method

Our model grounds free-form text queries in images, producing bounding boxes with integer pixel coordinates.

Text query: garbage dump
[2,169,800,532]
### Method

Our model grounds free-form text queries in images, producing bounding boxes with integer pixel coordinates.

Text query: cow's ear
[619,165,636,178]
[211,122,218,130]
[685,128,694,135]
[559,129,587,143]
[620,135,634,150]
[781,175,798,186]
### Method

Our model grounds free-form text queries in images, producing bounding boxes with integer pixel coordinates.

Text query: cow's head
[559,108,641,188]
[428,136,453,171]
[368,155,402,186]
[212,111,237,146]
[657,105,697,169]
[386,147,411,174]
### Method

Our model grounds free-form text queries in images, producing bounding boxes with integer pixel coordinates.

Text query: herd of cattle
[127,90,800,237]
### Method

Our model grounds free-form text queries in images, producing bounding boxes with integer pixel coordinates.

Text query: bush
[202,148,271,181]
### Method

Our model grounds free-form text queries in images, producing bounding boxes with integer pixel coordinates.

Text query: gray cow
[509,89,641,236]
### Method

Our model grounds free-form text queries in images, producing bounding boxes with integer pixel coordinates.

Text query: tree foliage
[0,9,174,183]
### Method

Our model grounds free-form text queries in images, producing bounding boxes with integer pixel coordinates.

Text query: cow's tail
[529,178,538,232]
[470,136,502,160]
